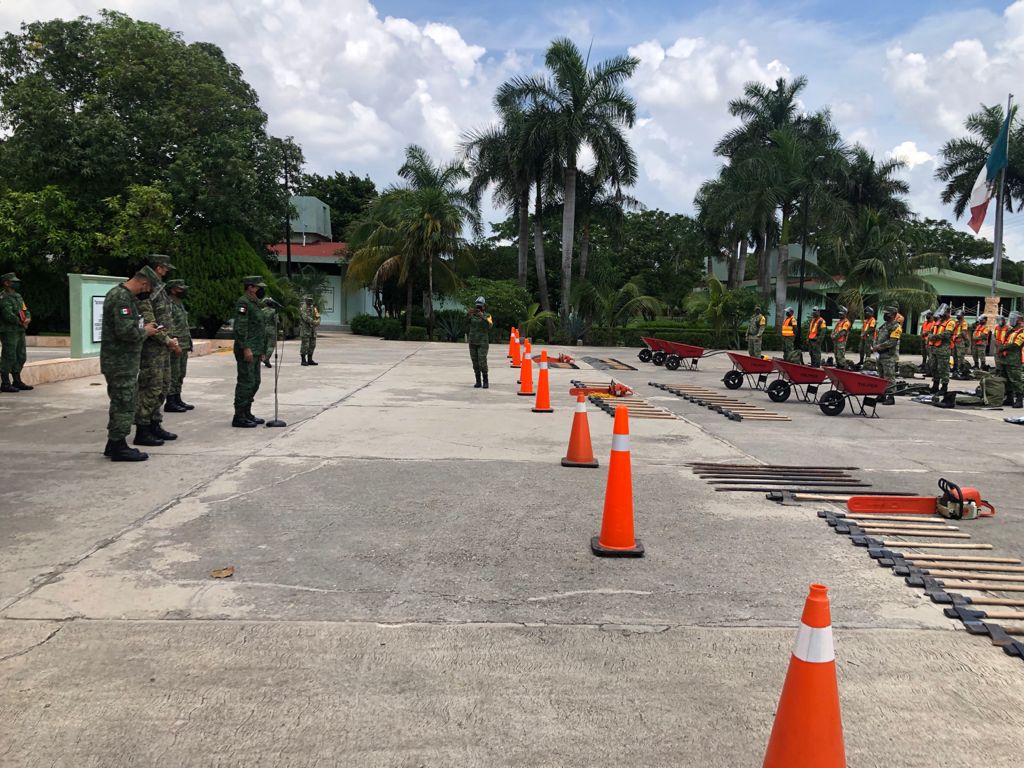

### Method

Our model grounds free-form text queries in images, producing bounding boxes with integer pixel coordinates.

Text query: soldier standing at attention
[807,307,826,367]
[919,310,935,373]
[261,298,277,369]
[993,315,1009,380]
[299,296,319,366]
[997,312,1024,409]
[164,280,194,413]
[972,315,990,371]
[232,276,268,428]
[0,272,32,393]
[101,268,159,461]
[134,255,180,447]
[952,310,970,376]
[780,307,796,361]
[746,306,766,357]
[928,304,956,395]
[859,307,876,365]
[831,307,851,368]
[872,306,903,402]
[467,296,492,388]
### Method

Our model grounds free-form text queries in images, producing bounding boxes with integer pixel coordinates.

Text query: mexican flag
[968,109,1012,233]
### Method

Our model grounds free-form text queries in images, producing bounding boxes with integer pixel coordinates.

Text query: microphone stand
[266,312,286,428]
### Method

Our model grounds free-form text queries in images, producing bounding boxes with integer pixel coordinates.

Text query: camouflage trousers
[878,354,898,384]
[931,349,951,386]
[834,341,848,368]
[1006,360,1024,396]
[807,338,822,367]
[169,350,189,396]
[105,373,139,441]
[860,338,873,362]
[781,336,795,362]
[747,337,762,357]
[135,343,170,425]
[300,331,316,357]
[973,346,985,369]
[469,342,489,374]
[0,330,26,375]
[953,341,969,373]
[233,344,262,411]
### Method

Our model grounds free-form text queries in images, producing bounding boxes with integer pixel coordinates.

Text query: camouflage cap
[303,294,313,301]
[243,275,266,287]
[885,305,899,314]
[148,254,175,270]
[165,279,188,291]
[1,272,18,282]
[137,265,160,286]
[864,307,874,315]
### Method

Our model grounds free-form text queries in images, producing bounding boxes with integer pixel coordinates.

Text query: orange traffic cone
[562,394,599,469]
[533,350,553,413]
[507,328,517,359]
[518,343,535,396]
[763,584,845,768]
[511,333,523,368]
[591,406,643,557]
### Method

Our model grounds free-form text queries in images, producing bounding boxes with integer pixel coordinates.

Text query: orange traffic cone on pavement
[511,333,523,368]
[562,394,598,469]
[518,343,535,396]
[533,350,553,412]
[507,328,517,359]
[591,406,644,557]
[763,583,845,768]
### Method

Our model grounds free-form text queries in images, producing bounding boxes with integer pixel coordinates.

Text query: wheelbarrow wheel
[767,379,791,403]
[665,355,681,371]
[723,370,743,390]
[638,348,653,363]
[819,390,846,416]
[652,351,666,366]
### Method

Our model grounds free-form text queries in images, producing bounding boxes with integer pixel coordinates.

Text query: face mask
[137,290,152,301]
[11,282,21,291]
[256,287,266,299]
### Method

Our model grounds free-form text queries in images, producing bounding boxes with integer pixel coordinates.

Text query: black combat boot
[307,357,318,366]
[179,397,195,410]
[232,410,257,428]
[245,407,264,425]
[12,375,32,390]
[301,354,309,366]
[474,371,482,388]
[939,382,948,395]
[0,372,16,393]
[134,424,164,446]
[108,439,148,462]
[930,381,939,393]
[482,373,488,389]
[164,395,188,413]
[150,421,177,441]
[263,359,272,368]
[1015,394,1023,409]
[104,439,116,457]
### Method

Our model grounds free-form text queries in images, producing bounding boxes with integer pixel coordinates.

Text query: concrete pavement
[1,334,1023,766]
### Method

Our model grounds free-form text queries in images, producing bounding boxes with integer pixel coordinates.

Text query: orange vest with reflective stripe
[929,318,956,347]
[808,317,825,340]
[973,324,990,346]
[863,316,876,341]
[781,316,796,337]
[833,318,850,342]
[922,319,935,337]
[996,325,1010,345]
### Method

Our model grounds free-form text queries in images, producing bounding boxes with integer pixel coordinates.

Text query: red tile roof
[267,242,348,259]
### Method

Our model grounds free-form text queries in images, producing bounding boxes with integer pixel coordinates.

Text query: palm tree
[936,103,1023,221]
[715,76,809,159]
[498,38,639,318]
[574,280,664,335]
[844,145,911,219]
[575,167,642,282]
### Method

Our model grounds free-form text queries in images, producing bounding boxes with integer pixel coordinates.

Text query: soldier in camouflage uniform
[746,306,766,357]
[831,307,851,368]
[467,296,492,388]
[997,311,1024,409]
[0,272,32,392]
[134,255,181,446]
[164,279,194,412]
[952,310,970,377]
[299,295,319,366]
[261,299,277,369]
[232,276,268,427]
[101,268,160,461]
[928,304,956,394]
[872,306,903,403]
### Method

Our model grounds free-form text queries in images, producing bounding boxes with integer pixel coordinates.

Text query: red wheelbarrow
[819,367,891,417]
[723,352,775,391]
[638,336,674,366]
[768,359,831,403]
[661,340,706,371]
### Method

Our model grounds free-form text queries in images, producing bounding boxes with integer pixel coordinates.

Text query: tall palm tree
[574,166,641,282]
[844,145,911,219]
[498,38,639,318]
[936,103,1023,221]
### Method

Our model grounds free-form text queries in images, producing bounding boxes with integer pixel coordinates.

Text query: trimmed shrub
[380,318,402,340]
[350,313,383,336]
[435,309,467,342]
[404,325,428,342]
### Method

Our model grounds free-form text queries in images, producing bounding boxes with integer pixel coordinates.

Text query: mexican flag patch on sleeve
[120,307,131,316]
[238,306,247,314]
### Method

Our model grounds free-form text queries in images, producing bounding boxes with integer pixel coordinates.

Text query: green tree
[97,184,175,277]
[699,276,759,349]
[456,277,531,337]
[295,171,378,235]
[904,217,994,267]
[498,38,639,318]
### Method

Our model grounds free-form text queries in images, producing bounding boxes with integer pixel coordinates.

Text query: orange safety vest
[807,317,826,340]
[781,315,796,337]
[863,316,876,342]
[995,325,1010,345]
[954,319,968,342]
[921,319,935,337]
[833,318,850,342]
[1001,327,1024,359]
[929,318,956,348]
[973,324,990,346]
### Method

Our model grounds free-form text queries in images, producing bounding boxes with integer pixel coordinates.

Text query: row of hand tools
[687,462,874,495]
[650,382,790,422]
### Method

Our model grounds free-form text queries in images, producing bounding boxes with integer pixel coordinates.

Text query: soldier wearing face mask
[231,276,268,428]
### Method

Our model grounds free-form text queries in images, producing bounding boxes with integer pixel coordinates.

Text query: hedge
[404,325,428,341]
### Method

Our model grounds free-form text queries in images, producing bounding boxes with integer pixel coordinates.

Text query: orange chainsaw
[847,478,995,520]
[569,382,633,398]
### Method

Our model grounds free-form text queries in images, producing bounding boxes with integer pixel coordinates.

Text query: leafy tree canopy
[296,171,378,237]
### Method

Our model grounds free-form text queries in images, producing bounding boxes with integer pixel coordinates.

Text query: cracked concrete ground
[1,333,1023,766]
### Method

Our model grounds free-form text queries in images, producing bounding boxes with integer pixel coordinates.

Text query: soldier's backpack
[898,362,918,379]
[977,374,1005,406]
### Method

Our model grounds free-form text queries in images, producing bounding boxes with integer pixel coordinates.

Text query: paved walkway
[1,334,1022,766]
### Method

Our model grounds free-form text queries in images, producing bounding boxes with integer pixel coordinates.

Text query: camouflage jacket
[233,294,266,352]
[746,313,765,339]
[874,321,902,356]
[100,284,147,376]
[299,304,319,333]
[169,298,192,351]
[0,290,29,332]
[467,309,492,344]
[261,306,277,353]
[139,279,173,348]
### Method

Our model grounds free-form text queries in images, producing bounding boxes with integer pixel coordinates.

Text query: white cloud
[887,141,934,170]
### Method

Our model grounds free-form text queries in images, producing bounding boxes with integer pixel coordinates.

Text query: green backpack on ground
[977,374,1005,406]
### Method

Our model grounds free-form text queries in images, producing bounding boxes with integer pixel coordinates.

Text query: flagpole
[992,93,1014,296]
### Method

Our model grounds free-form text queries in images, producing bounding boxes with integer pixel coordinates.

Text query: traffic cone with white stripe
[562,394,598,469]
[511,333,523,368]
[518,342,535,396]
[533,350,553,412]
[507,327,517,359]
[591,406,644,557]
[763,583,845,768]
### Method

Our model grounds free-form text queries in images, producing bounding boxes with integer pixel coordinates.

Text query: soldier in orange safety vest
[928,304,956,394]
[972,315,990,371]
[859,307,876,365]
[831,307,851,368]
[781,307,797,362]
[806,307,827,367]
[952,310,970,378]
[919,310,935,373]
[997,311,1024,408]
[993,315,1009,380]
